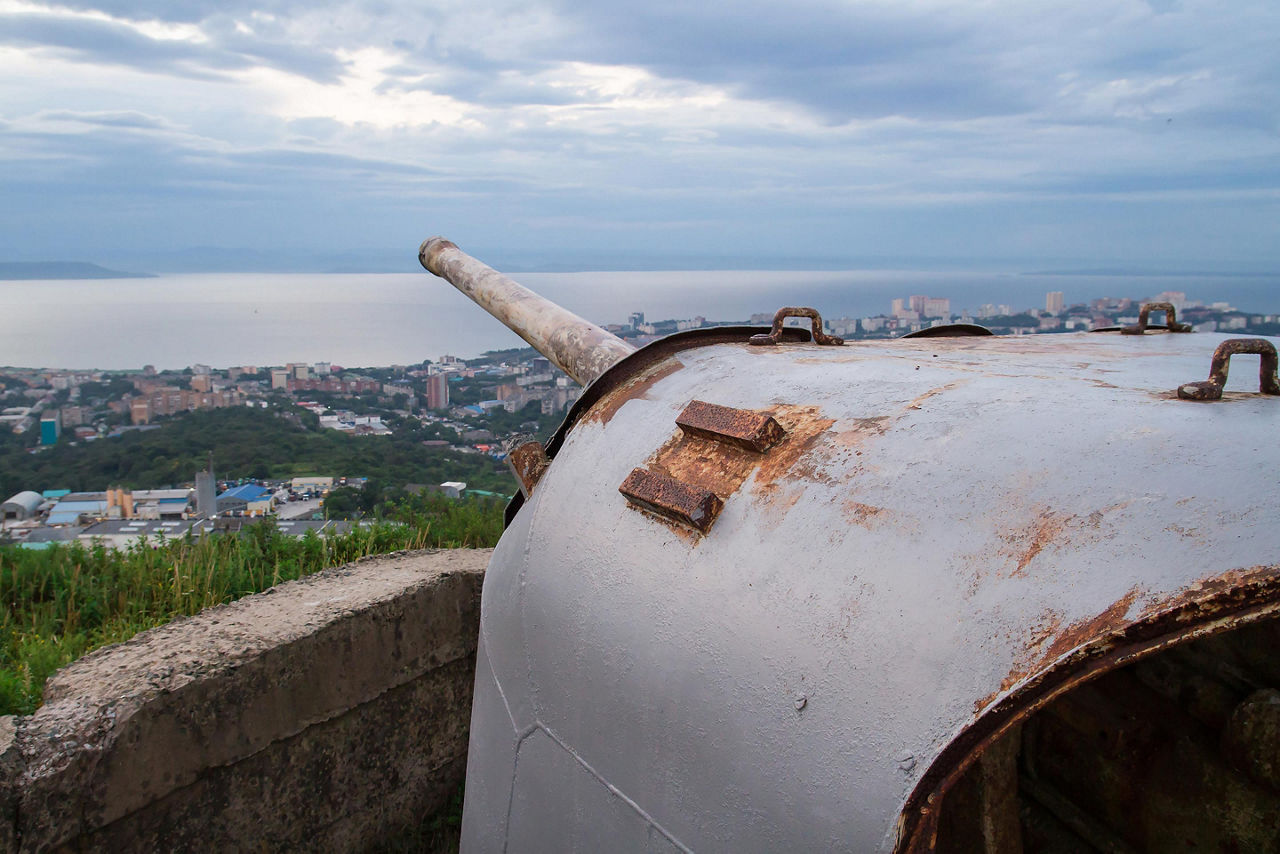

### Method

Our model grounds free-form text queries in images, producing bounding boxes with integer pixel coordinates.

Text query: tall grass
[0,498,503,716]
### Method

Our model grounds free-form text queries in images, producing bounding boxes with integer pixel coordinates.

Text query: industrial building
[78,519,211,550]
[18,526,84,550]
[130,489,194,520]
[290,476,334,493]
[216,484,274,515]
[44,492,111,526]
[1,491,44,522]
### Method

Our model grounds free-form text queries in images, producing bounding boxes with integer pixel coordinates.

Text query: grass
[0,498,503,716]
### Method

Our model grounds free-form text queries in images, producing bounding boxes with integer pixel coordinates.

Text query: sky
[1,0,1278,271]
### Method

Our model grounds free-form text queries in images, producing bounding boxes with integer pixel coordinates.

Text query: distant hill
[1027,267,1277,278]
[0,262,154,280]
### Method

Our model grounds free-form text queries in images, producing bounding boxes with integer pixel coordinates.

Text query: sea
[1,269,1276,371]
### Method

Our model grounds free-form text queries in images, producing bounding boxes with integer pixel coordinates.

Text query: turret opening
[932,614,1280,852]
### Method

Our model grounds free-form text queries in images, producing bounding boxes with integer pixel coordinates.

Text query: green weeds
[0,497,502,716]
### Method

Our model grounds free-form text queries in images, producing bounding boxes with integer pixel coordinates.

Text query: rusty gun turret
[416,238,1280,854]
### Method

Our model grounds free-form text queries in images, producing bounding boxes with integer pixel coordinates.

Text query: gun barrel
[420,238,636,387]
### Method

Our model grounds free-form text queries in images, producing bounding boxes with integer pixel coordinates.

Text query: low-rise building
[291,476,334,493]
[45,492,111,526]
[440,482,467,499]
[79,519,210,550]
[216,484,274,516]
[132,489,194,520]
[17,526,84,550]
[2,491,44,522]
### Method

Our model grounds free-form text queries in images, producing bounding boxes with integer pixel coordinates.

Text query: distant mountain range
[1027,267,1278,278]
[2,253,1274,278]
[0,262,154,280]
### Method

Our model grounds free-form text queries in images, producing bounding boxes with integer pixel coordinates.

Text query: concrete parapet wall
[0,548,490,852]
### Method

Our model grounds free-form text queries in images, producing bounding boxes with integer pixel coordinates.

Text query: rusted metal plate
[619,467,724,533]
[675,400,786,452]
[505,437,550,499]
[463,330,1280,853]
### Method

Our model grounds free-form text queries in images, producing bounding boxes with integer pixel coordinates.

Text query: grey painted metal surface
[460,329,1280,852]
[419,238,636,386]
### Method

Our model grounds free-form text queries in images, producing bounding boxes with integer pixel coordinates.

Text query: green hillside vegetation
[0,494,503,716]
[0,406,516,497]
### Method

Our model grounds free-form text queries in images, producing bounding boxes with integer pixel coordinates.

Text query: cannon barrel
[419,237,636,387]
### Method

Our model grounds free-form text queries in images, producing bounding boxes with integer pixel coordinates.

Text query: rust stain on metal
[973,624,1060,716]
[676,399,786,452]
[830,416,891,447]
[648,431,760,502]
[630,403,838,529]
[505,438,550,499]
[635,405,785,529]
[1142,564,1280,615]
[1033,589,1144,673]
[976,510,1077,583]
[752,405,838,492]
[843,500,887,527]
[906,381,966,410]
[584,360,683,426]
[619,467,724,533]
[978,591,1146,716]
[1011,512,1070,575]
[1164,522,1203,541]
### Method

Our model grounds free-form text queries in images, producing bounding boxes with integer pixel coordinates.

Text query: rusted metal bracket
[676,400,786,452]
[505,436,550,498]
[1177,338,1280,401]
[619,468,724,534]
[1122,302,1192,335]
[620,401,787,535]
[749,307,844,346]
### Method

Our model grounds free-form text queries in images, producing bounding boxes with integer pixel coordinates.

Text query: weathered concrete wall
[0,548,489,852]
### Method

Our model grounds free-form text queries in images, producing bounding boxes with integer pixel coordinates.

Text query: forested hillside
[0,407,515,497]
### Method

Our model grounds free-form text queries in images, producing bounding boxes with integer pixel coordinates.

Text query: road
[277,498,323,520]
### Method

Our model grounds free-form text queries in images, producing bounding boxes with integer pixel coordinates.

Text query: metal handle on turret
[419,237,636,387]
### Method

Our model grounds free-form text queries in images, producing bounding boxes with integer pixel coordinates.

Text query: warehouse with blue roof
[216,484,274,515]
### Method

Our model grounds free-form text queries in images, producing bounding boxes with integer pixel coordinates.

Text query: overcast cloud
[0,0,1277,269]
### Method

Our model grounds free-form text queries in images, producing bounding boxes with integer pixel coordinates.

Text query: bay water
[1,269,1275,371]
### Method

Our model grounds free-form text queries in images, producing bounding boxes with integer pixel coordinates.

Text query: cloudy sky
[1,0,1277,270]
